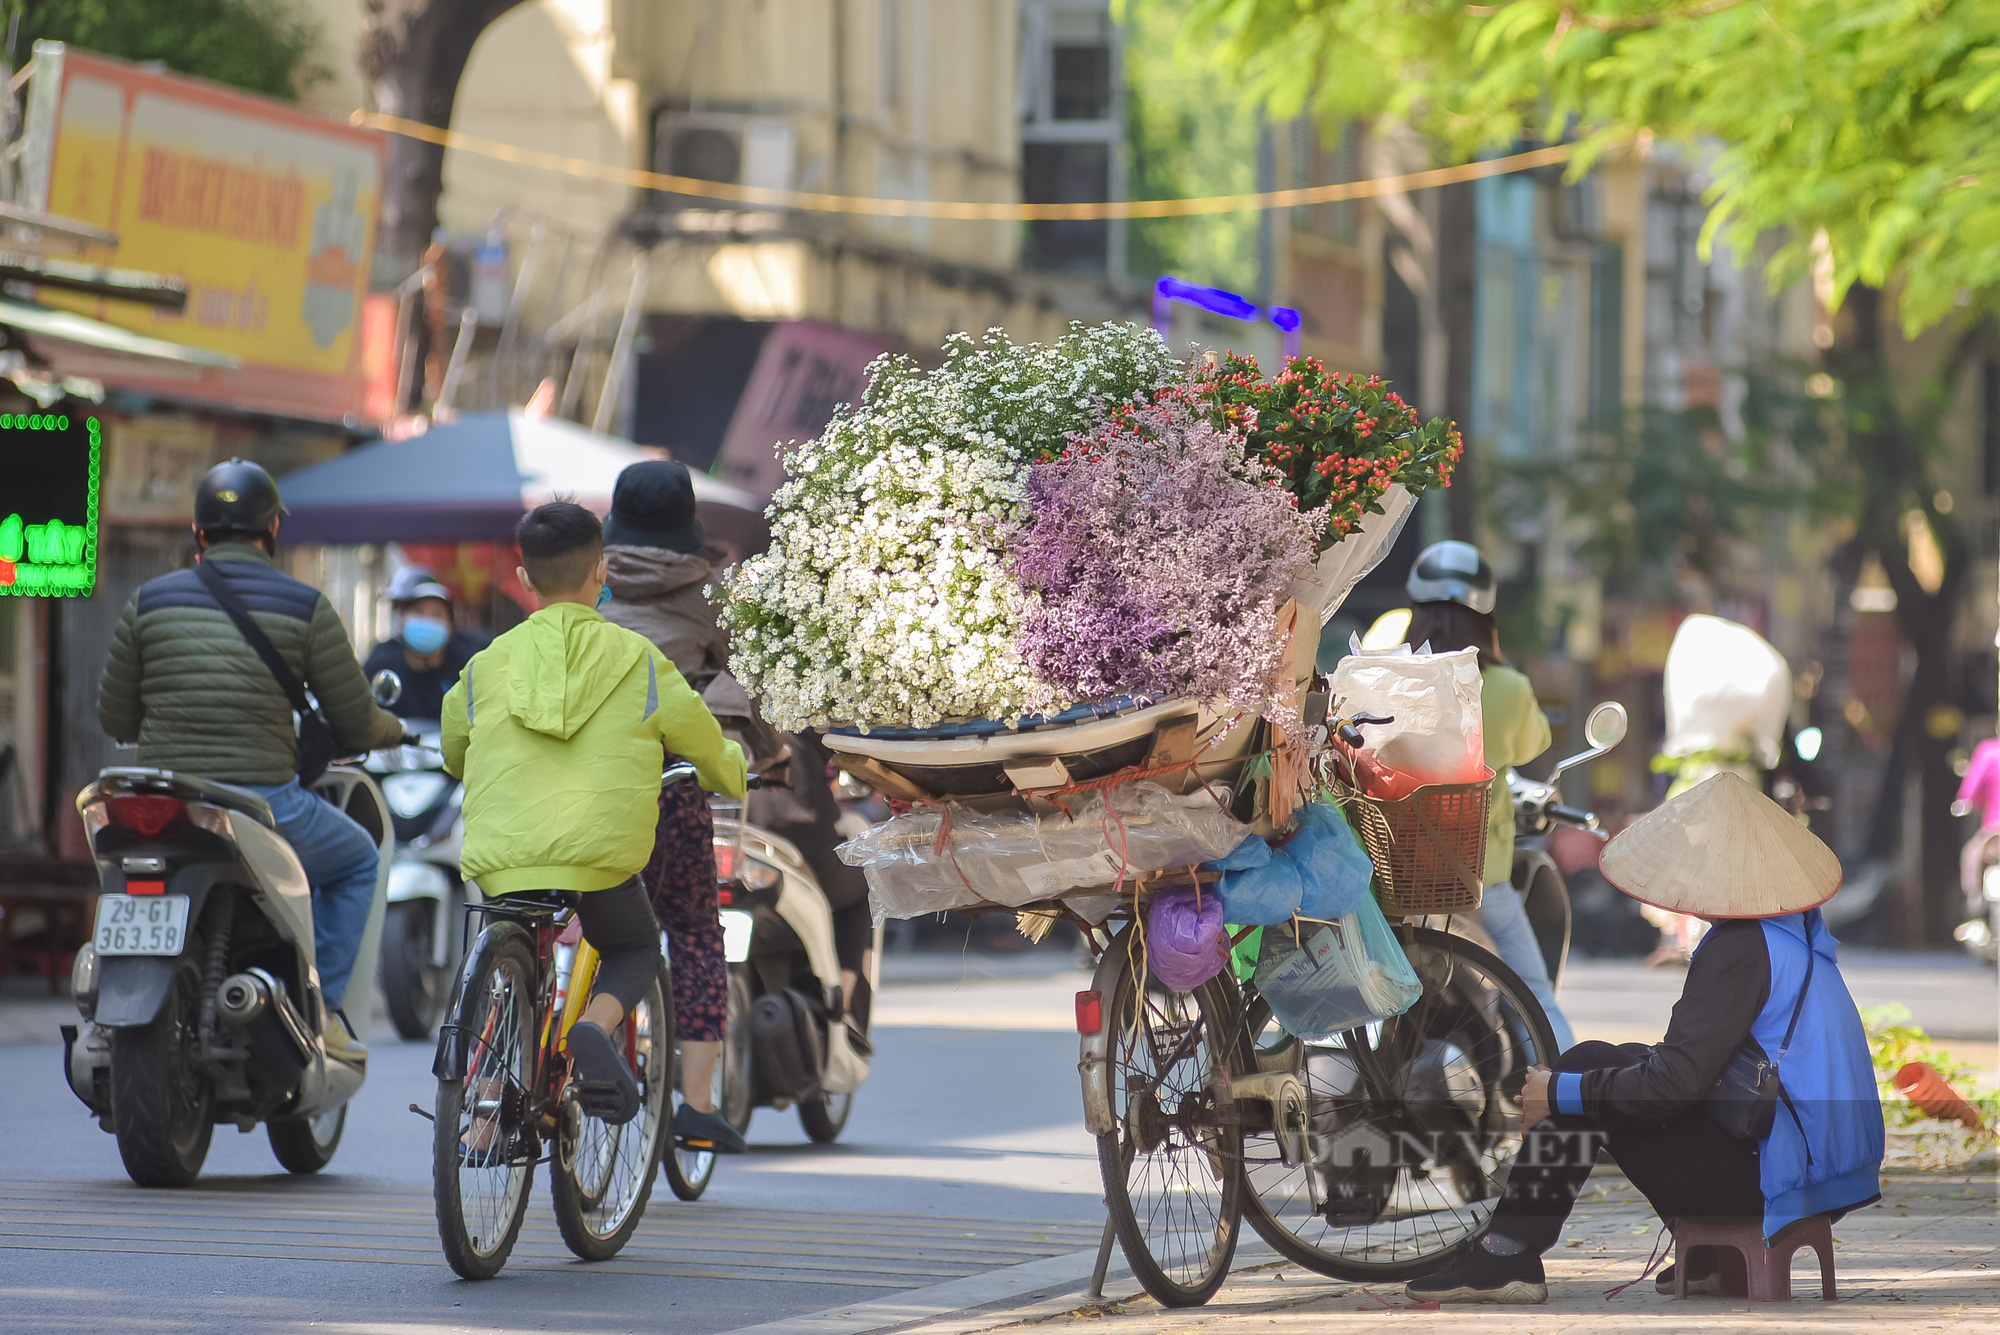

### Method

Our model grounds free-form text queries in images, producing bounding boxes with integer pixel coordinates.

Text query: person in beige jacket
[600,462,784,1152]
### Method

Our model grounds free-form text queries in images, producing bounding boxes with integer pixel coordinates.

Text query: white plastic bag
[1326,644,1485,786]
[1661,614,1790,770]
[841,781,1251,921]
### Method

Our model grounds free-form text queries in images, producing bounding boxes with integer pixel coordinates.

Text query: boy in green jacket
[442,502,746,1125]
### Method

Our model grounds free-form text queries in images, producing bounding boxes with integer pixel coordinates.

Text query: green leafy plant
[1860,1003,2000,1130]
[12,0,328,101]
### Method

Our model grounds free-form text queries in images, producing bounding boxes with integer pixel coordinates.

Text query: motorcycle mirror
[370,669,404,707]
[1584,701,1628,751]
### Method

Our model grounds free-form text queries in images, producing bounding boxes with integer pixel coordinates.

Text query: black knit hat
[603,460,704,553]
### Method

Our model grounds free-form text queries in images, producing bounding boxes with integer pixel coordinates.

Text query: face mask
[596,583,613,609]
[403,616,450,656]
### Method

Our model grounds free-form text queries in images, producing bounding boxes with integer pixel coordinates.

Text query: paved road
[1,948,1992,1334]
[0,957,1110,1334]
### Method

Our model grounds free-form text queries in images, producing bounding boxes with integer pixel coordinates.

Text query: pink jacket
[1956,738,2000,831]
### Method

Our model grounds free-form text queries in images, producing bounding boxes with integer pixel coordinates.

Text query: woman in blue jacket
[1408,772,1884,1304]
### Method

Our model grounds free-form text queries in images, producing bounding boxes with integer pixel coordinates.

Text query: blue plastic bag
[1211,835,1303,925]
[1147,886,1228,992]
[1254,900,1421,1040]
[1286,804,1377,919]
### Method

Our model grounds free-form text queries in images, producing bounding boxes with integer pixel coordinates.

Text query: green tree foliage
[1123,0,1262,291]
[1176,0,2000,336]
[10,0,327,102]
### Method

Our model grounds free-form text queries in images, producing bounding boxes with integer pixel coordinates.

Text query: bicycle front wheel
[1094,928,1245,1308]
[434,928,539,1280]
[552,970,672,1260]
[1239,926,1558,1282]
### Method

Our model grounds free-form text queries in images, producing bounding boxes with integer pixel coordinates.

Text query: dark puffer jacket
[98,544,404,785]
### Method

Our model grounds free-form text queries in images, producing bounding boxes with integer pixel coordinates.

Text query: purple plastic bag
[1147,886,1228,992]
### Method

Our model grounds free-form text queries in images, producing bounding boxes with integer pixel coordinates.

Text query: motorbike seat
[95,766,277,830]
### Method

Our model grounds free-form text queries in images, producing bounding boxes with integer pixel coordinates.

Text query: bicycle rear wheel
[434,929,539,1280]
[552,971,671,1259]
[1094,928,1245,1308]
[1239,926,1558,1282]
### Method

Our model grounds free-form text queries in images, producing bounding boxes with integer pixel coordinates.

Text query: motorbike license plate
[93,894,192,956]
[720,909,754,964]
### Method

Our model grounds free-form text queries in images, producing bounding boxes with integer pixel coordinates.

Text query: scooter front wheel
[382,899,450,1040]
[269,1103,347,1174]
[798,1090,852,1143]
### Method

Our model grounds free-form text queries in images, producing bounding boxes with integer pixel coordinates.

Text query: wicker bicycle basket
[1337,769,1494,917]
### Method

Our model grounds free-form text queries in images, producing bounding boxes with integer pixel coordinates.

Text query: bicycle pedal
[679,1137,715,1150]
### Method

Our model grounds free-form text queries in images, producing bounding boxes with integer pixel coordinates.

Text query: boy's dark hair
[516,500,604,592]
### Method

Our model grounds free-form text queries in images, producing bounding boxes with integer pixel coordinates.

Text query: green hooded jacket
[441,602,746,896]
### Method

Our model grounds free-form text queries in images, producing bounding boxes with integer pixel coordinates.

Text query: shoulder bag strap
[194,559,311,714]
[1773,917,1816,1068]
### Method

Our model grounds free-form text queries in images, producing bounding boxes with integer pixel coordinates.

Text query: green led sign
[0,410,101,596]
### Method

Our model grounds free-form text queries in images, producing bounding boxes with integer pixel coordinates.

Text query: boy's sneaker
[566,1021,641,1125]
[673,1102,749,1155]
[1405,1234,1548,1305]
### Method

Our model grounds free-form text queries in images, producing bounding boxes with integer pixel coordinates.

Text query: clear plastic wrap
[841,781,1250,921]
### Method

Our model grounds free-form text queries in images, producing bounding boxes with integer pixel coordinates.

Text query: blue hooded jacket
[1751,910,1884,1237]
[1552,907,1882,1239]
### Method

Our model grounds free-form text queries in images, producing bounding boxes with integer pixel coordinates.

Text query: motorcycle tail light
[1076,989,1103,1035]
[717,885,734,907]
[712,842,737,879]
[107,795,184,837]
[125,880,165,896]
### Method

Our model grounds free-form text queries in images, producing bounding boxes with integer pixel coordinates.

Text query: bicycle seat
[488,888,571,915]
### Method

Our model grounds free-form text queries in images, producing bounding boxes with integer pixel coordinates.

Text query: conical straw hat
[1600,772,1841,918]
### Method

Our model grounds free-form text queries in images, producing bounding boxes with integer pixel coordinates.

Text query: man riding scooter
[97,459,405,1064]
[364,566,489,720]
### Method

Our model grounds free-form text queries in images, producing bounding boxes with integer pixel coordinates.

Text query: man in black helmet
[97,459,405,1064]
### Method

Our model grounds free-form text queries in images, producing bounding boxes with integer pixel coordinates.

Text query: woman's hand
[1520,1067,1553,1130]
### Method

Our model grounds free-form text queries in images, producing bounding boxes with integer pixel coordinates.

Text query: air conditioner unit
[655,114,795,195]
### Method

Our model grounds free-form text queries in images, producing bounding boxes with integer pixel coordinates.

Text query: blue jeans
[1478,881,1576,1052]
[246,780,380,1013]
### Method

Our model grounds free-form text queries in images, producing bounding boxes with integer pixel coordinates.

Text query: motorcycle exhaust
[749,991,823,1102]
[226,967,315,1064]
[216,972,269,1025]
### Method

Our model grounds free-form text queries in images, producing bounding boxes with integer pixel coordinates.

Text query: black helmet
[193,458,283,535]
[1406,540,1495,614]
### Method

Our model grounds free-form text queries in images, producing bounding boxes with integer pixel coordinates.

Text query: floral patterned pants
[642,776,728,1042]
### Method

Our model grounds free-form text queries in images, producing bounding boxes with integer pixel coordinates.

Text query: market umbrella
[274,410,769,553]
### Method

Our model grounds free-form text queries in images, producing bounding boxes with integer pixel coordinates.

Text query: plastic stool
[1669,1214,1837,1301]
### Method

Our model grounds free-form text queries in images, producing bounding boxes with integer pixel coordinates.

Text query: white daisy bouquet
[716,322,1173,730]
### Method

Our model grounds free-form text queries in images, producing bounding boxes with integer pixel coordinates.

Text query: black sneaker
[567,1021,642,1125]
[674,1102,749,1154]
[1405,1235,1549,1305]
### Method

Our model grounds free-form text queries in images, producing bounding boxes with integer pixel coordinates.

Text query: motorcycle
[1506,700,1628,987]
[60,762,393,1186]
[1953,828,2000,965]
[361,683,476,1039]
[662,763,882,1200]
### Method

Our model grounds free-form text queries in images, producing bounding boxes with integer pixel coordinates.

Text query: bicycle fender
[434,918,533,1083]
[1077,925,1137,1137]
